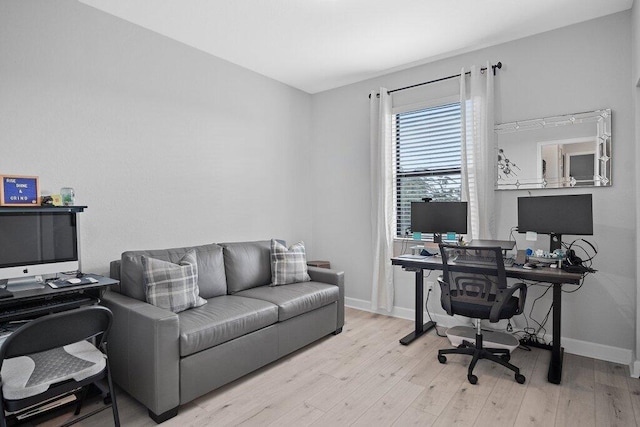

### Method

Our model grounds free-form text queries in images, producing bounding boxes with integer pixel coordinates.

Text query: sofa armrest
[101,290,180,417]
[110,260,121,280]
[109,260,122,293]
[308,266,345,330]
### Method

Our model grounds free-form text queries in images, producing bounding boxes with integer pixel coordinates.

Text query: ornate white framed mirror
[495,109,611,190]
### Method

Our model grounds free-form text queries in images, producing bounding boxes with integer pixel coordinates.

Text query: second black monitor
[411,201,468,242]
[517,193,593,251]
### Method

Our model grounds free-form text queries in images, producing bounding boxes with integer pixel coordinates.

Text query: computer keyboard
[454,255,514,267]
[398,254,429,260]
[47,276,99,288]
[454,255,497,265]
[0,295,97,323]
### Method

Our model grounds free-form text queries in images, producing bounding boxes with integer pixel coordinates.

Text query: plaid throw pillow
[142,250,207,313]
[270,239,311,286]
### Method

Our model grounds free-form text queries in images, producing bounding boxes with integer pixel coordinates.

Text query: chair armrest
[308,267,345,330]
[101,290,180,416]
[437,276,453,316]
[512,282,527,314]
[489,282,528,323]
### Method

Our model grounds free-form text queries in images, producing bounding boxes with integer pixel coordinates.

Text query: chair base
[446,325,519,352]
[438,334,525,385]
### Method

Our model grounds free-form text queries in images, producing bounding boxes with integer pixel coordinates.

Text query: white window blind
[394,102,462,237]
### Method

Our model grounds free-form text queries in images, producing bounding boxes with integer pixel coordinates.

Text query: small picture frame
[51,194,63,206]
[0,175,40,207]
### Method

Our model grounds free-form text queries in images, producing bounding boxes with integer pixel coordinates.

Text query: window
[394,101,462,238]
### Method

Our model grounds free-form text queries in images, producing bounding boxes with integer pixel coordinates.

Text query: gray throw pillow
[270,239,311,286]
[142,250,207,313]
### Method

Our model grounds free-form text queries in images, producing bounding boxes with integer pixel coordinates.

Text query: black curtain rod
[369,62,502,98]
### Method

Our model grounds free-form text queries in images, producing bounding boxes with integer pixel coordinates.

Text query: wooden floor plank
[43,308,637,427]
[227,373,336,426]
[392,406,438,426]
[594,382,636,426]
[307,336,417,412]
[351,379,424,427]
[310,353,422,425]
[513,348,562,426]
[266,401,324,427]
[403,344,447,387]
[626,376,640,424]
[431,354,501,427]
[410,360,467,417]
[474,345,539,427]
[594,358,631,390]
[554,353,596,427]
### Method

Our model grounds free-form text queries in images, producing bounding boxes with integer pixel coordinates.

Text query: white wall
[1,0,636,366]
[311,12,635,362]
[632,0,640,375]
[0,0,313,275]
[634,0,640,86]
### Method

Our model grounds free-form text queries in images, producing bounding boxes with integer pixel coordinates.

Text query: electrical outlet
[426,281,434,291]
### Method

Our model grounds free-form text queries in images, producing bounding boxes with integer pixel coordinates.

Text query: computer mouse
[523,263,538,269]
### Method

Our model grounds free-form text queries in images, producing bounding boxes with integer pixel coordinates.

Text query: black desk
[0,274,118,323]
[391,255,583,384]
[0,274,118,423]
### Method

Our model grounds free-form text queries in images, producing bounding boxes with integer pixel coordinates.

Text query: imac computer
[0,211,79,291]
[411,201,468,243]
[517,194,593,252]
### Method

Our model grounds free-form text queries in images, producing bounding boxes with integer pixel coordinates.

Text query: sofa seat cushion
[235,282,339,322]
[178,295,278,357]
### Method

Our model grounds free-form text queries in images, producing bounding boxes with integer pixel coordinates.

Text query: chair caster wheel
[438,354,447,364]
[467,374,478,384]
[104,395,112,405]
[515,373,526,384]
[501,353,511,362]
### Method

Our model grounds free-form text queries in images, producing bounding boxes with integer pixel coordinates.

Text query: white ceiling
[79,0,633,94]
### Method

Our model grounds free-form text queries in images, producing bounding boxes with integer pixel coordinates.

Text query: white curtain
[369,88,394,312]
[460,63,496,240]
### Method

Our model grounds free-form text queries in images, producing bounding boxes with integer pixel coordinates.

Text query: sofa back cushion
[120,243,227,301]
[221,240,272,294]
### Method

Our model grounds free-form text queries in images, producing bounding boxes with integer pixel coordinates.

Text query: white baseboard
[345,297,415,321]
[561,336,632,366]
[345,297,634,368]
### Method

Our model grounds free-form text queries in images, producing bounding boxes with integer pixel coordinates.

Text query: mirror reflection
[495,109,611,190]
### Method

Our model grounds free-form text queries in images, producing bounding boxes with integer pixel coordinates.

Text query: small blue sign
[1,175,39,206]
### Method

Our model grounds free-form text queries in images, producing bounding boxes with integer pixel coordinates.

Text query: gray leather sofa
[104,240,344,423]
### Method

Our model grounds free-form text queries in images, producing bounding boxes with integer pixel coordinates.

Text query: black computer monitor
[411,201,468,243]
[0,211,79,290]
[517,194,593,252]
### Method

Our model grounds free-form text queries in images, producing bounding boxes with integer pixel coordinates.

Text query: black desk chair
[437,244,527,385]
[0,306,119,426]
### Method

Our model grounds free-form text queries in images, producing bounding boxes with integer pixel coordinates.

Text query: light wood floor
[41,307,640,426]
